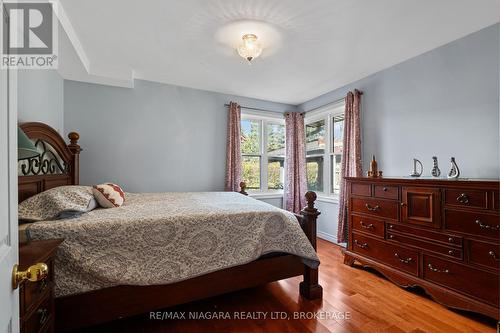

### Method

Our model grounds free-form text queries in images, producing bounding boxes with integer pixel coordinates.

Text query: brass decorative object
[12,262,48,289]
[367,155,383,178]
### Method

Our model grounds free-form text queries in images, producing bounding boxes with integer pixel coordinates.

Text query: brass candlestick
[367,155,383,178]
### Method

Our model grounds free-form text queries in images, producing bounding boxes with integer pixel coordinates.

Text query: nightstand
[19,239,63,333]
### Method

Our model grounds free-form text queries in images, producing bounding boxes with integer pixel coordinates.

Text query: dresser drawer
[352,233,419,276]
[352,215,385,238]
[21,260,53,316]
[423,255,499,306]
[24,295,52,333]
[445,210,500,240]
[445,188,488,210]
[351,197,399,220]
[373,185,399,200]
[351,183,371,197]
[387,223,462,247]
[467,239,500,271]
[387,232,462,260]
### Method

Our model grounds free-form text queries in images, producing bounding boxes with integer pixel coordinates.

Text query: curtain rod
[224,103,285,114]
[305,89,363,113]
[305,97,344,113]
[225,89,362,114]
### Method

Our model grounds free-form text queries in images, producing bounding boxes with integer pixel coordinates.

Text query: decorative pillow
[18,186,97,222]
[92,183,125,208]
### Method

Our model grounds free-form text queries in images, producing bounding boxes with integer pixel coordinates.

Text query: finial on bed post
[299,190,323,300]
[304,191,318,213]
[68,132,80,147]
[239,181,248,196]
[67,132,81,185]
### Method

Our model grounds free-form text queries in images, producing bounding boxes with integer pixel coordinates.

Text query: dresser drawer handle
[394,253,412,264]
[488,251,500,261]
[475,219,500,230]
[354,240,368,249]
[382,187,388,192]
[359,221,374,229]
[38,279,48,293]
[428,264,449,274]
[37,308,49,326]
[447,250,454,255]
[365,204,380,212]
[456,193,469,204]
[448,237,454,243]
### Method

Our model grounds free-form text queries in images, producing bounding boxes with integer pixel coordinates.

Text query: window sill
[316,195,339,204]
[248,192,284,199]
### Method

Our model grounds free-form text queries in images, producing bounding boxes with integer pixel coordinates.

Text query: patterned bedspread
[27,192,320,297]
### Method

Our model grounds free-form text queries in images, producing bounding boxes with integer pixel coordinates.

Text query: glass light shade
[237,34,262,62]
[18,127,39,160]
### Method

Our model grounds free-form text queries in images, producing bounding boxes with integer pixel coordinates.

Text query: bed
[18,122,323,332]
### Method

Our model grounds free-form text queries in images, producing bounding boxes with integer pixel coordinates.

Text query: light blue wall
[299,23,499,179]
[299,23,500,244]
[64,79,296,192]
[17,70,64,134]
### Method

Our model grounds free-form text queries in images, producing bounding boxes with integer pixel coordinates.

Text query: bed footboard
[239,182,323,300]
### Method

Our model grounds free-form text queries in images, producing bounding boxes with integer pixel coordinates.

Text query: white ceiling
[57,0,500,105]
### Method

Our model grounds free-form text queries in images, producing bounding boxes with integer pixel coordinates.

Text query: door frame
[1,0,20,330]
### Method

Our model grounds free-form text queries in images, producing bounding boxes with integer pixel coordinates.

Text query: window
[241,119,261,190]
[306,120,326,192]
[331,115,344,194]
[305,101,345,196]
[267,123,285,190]
[241,115,285,192]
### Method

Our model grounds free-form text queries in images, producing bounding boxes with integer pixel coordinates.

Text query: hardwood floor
[74,239,497,333]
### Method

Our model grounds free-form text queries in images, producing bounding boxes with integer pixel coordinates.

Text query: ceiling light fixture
[237,34,262,63]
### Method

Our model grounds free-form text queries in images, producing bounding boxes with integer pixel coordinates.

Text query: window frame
[241,111,285,194]
[304,100,345,198]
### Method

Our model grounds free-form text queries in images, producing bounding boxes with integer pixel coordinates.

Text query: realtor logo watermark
[1,1,58,69]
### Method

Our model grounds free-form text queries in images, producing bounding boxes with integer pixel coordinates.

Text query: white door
[0,2,19,332]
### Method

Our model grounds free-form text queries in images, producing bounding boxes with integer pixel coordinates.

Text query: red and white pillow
[92,183,125,208]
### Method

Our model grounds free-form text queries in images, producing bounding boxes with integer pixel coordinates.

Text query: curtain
[337,90,362,243]
[285,112,307,214]
[225,102,242,192]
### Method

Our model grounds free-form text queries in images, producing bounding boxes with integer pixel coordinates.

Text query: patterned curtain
[285,112,307,214]
[225,102,242,192]
[337,90,362,243]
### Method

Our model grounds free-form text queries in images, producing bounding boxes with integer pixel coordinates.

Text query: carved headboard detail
[18,122,81,203]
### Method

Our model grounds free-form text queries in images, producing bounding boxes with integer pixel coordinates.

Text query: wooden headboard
[18,122,81,203]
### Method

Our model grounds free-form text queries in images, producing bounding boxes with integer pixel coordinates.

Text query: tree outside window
[241,116,285,192]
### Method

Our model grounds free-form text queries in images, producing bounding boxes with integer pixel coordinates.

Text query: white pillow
[92,183,125,208]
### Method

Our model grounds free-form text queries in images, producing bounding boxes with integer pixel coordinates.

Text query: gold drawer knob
[12,263,48,290]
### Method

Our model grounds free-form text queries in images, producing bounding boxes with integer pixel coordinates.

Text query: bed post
[299,191,323,300]
[67,132,81,185]
[239,181,248,195]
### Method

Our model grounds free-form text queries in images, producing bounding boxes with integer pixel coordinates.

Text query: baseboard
[317,231,338,244]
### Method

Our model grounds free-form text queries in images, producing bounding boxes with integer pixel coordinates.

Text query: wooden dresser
[19,240,63,333]
[342,177,499,319]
